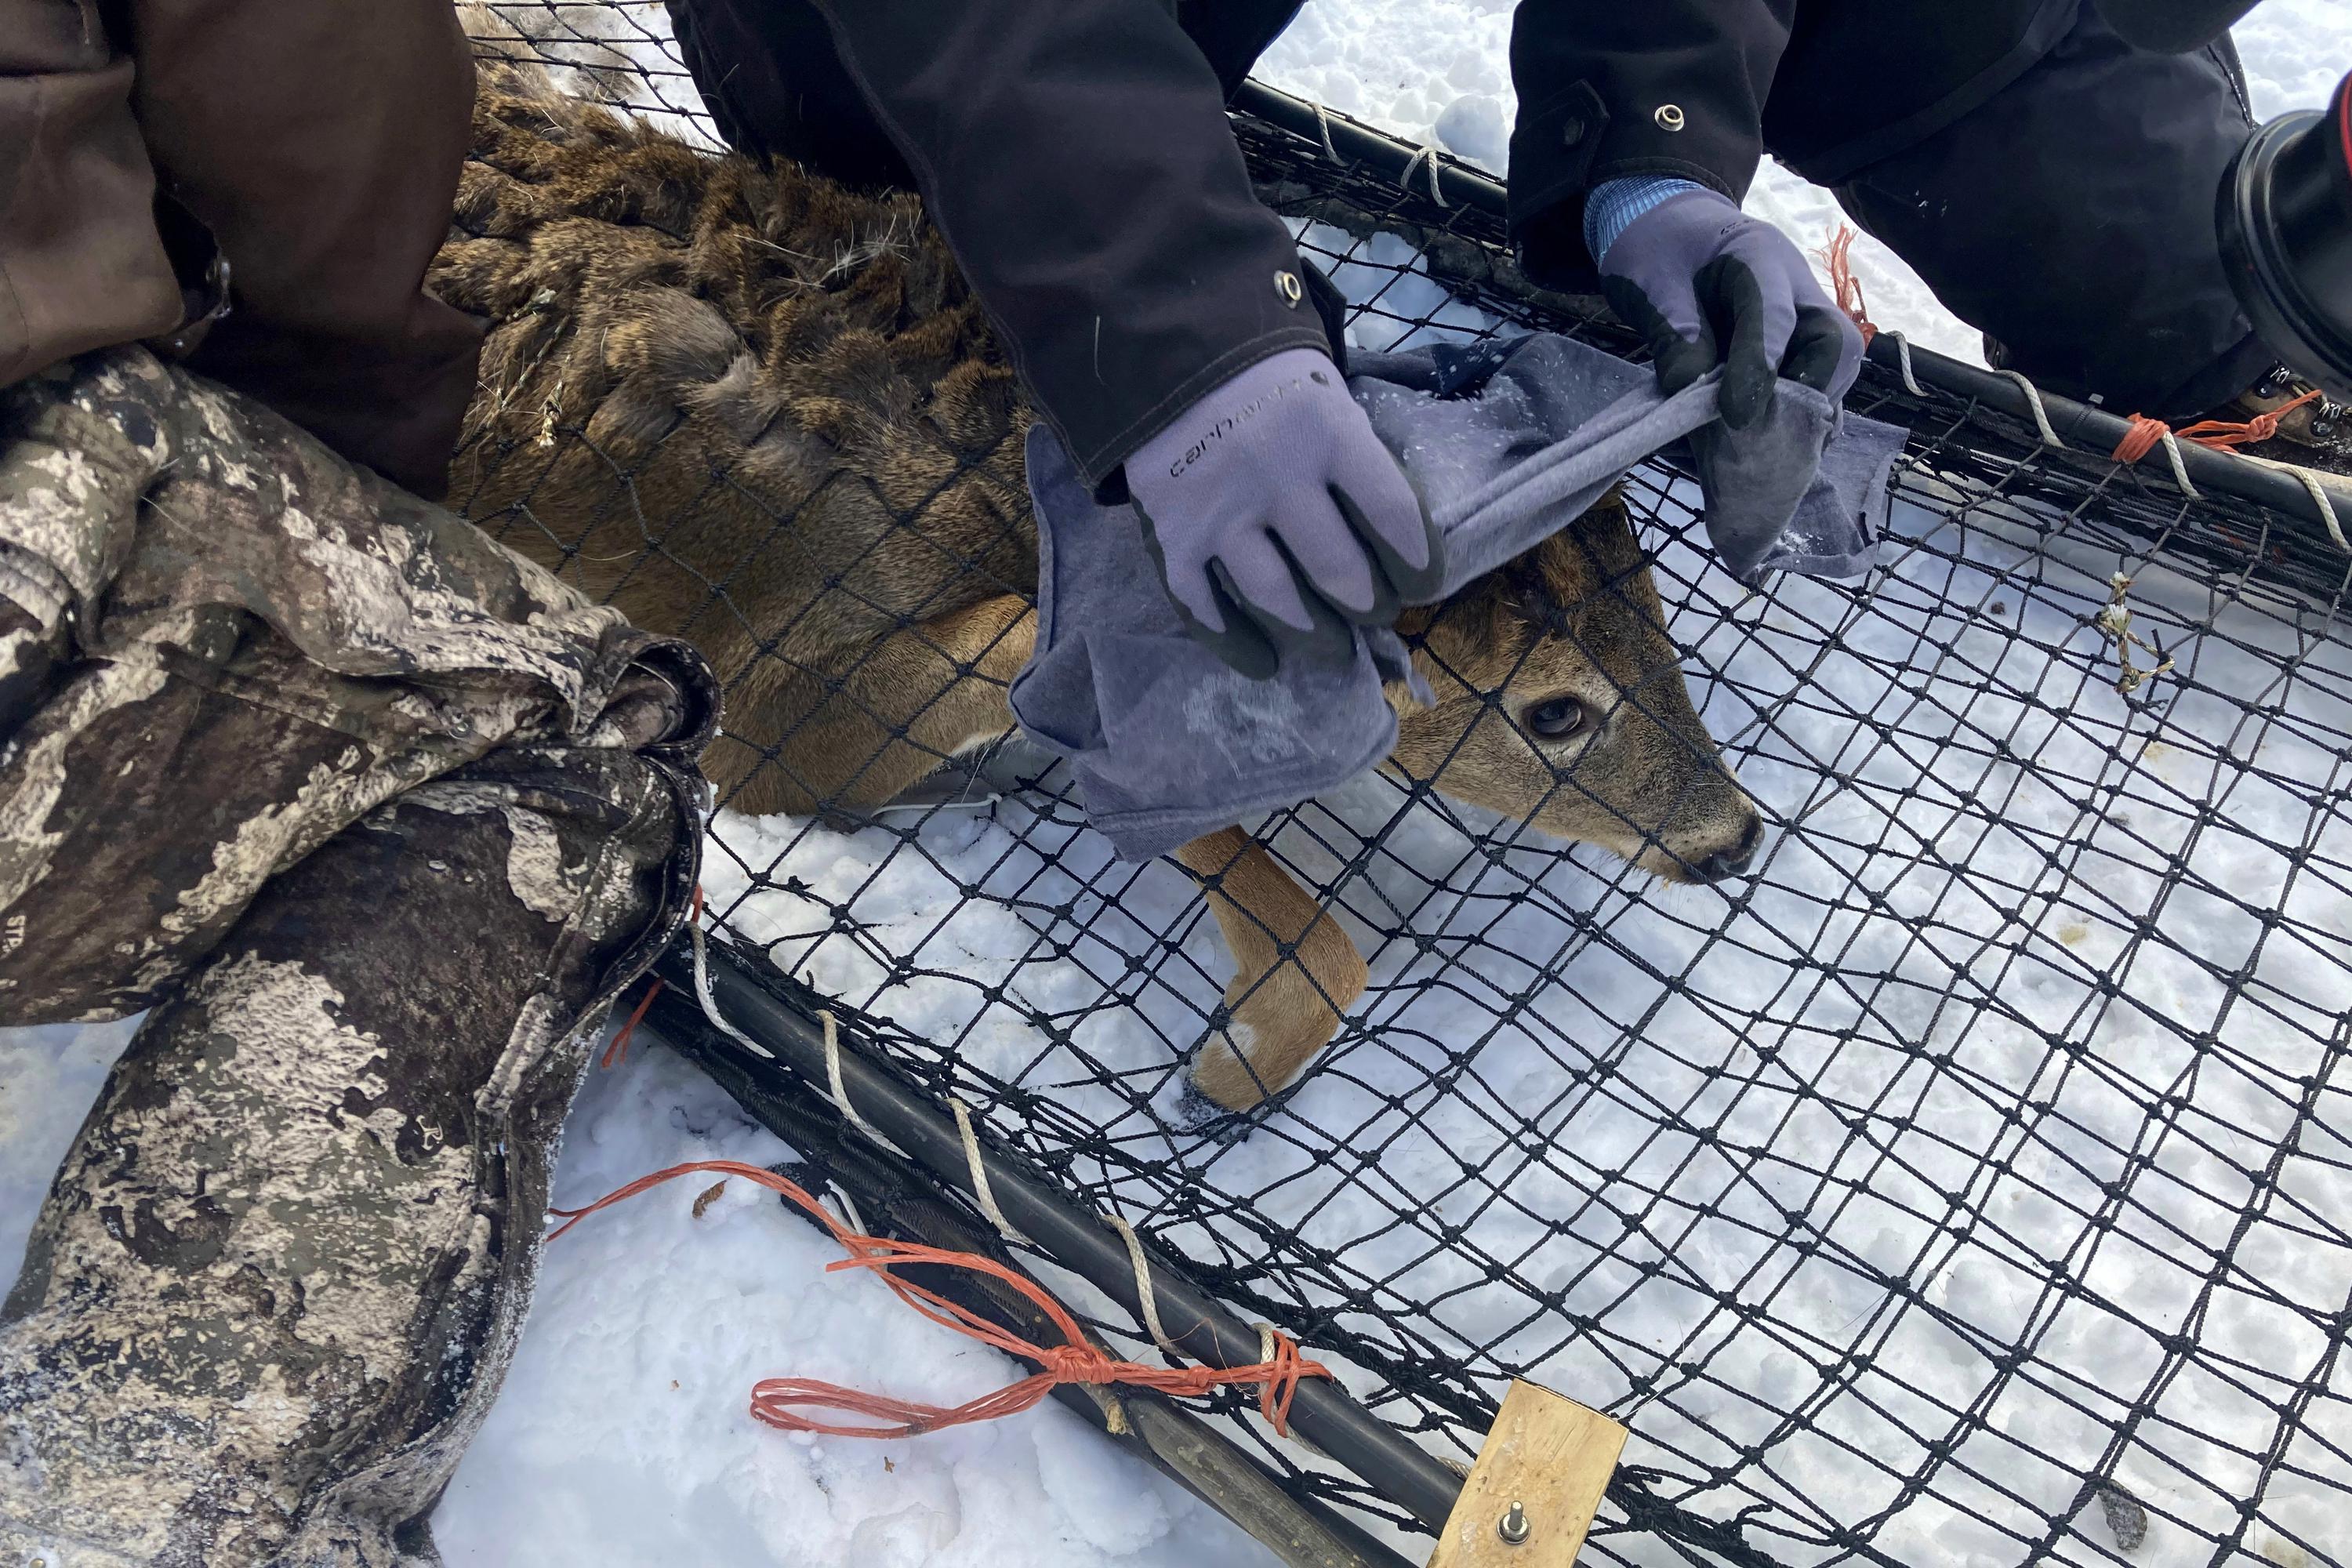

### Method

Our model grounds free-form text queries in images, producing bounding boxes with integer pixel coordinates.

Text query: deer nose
[1690,814,1766,884]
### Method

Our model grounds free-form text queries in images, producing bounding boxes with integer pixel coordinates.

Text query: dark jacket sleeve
[1505,0,1798,290]
[807,0,1333,492]
[0,0,183,390]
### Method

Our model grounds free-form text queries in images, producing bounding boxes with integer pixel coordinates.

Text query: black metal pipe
[1857,333,2349,534]
[1235,78,1506,216]
[1233,77,2350,551]
[651,937,1471,1532]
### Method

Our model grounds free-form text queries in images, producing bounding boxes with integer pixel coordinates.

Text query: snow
[0,1022,1269,1567]
[432,1047,1258,1568]
[5,5,2352,1567]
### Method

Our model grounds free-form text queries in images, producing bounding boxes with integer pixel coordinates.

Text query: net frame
[453,11,2352,1565]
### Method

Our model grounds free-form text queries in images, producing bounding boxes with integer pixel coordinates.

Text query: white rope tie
[687,914,775,1060]
[819,1008,885,1142]
[1999,368,2063,448]
[2151,425,2203,501]
[686,898,917,1158]
[2291,466,2349,553]
[1880,330,1926,397]
[824,1185,869,1240]
[1398,143,1449,209]
[2239,452,2352,552]
[950,1097,1033,1247]
[1107,1214,1184,1359]
[1310,97,1341,165]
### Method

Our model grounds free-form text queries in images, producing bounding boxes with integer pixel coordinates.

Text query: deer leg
[1174,827,1369,1111]
[859,594,1036,804]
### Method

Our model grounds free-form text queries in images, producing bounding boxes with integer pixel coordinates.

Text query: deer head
[1388,495,1764,884]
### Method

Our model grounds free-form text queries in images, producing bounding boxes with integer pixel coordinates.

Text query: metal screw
[1498,1500,1532,1544]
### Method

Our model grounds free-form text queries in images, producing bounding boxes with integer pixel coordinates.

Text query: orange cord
[547,1158,1334,1440]
[2114,388,2320,465]
[2112,413,2170,465]
[601,884,704,1070]
[601,978,665,1070]
[2174,386,2321,448]
[1820,226,1878,346]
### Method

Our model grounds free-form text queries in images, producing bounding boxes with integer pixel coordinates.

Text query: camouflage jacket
[0,346,715,1019]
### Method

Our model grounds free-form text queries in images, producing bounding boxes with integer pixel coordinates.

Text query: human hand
[1125,347,1443,679]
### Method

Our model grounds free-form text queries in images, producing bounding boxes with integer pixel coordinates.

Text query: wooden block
[1425,1381,1628,1568]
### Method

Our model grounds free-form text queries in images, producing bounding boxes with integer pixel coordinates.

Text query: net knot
[2112,413,2169,465]
[2174,386,2320,450]
[2117,387,2322,467]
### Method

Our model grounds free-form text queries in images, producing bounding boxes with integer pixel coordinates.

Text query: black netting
[455,9,2352,1565]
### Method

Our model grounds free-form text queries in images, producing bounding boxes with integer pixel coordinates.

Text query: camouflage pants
[0,350,715,1565]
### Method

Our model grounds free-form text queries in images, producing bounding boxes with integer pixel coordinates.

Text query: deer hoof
[1171,1080,1255,1140]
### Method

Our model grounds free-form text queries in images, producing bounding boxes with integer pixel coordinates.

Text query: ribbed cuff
[1582,176,1706,263]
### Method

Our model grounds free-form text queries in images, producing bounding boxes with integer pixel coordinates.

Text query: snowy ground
[671,487,2352,1568]
[434,1046,1275,1567]
[5,4,2352,1566]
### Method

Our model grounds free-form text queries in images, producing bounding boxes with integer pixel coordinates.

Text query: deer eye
[1525,697,1588,740]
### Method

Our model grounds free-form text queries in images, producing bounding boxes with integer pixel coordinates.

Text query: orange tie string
[547,1158,1334,1441]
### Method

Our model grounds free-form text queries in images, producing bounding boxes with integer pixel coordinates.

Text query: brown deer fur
[434,63,1762,1110]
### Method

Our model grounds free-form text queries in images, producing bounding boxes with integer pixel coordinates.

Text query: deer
[433,60,1765,1113]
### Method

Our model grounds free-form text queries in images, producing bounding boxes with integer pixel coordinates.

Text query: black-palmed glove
[1594,183,1863,428]
[1123,347,1445,680]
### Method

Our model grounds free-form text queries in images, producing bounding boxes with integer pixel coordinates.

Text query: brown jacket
[0,0,484,496]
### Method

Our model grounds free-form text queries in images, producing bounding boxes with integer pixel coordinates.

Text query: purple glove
[1124,347,1443,680]
[1596,186,1864,429]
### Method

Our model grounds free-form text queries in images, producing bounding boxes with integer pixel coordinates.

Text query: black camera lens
[2220,71,2352,403]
